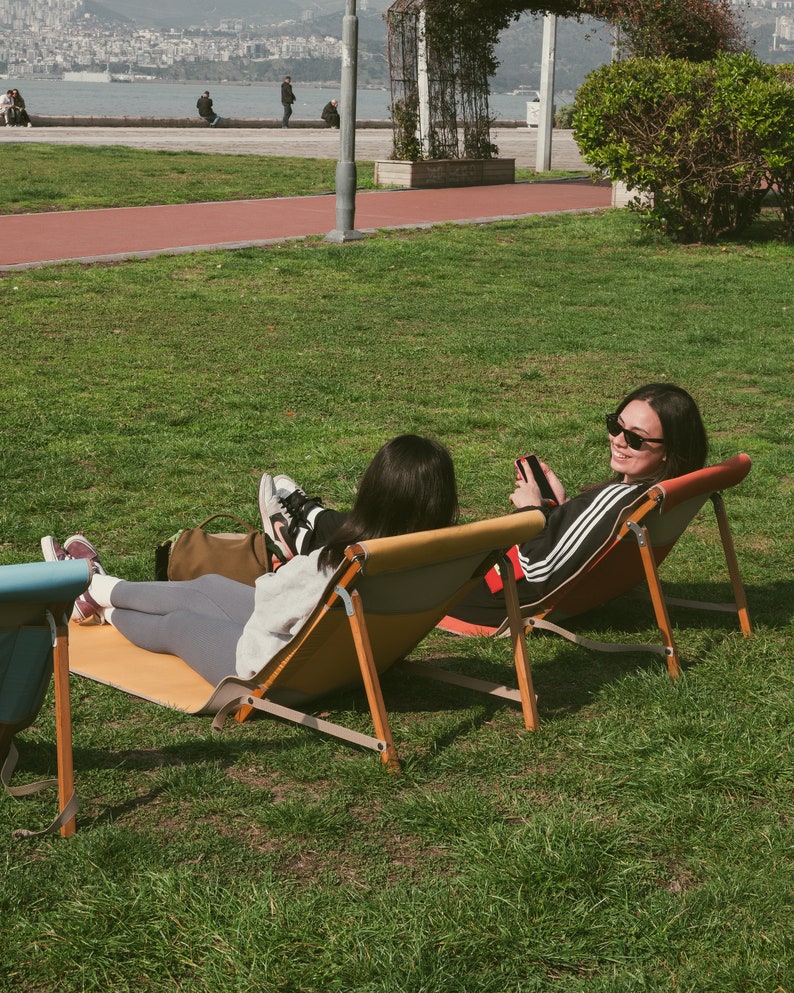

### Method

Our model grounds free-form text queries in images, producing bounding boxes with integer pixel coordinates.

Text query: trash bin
[525,93,541,127]
[527,96,556,129]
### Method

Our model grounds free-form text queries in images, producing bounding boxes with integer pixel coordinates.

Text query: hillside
[84,0,391,30]
[493,14,613,94]
[81,1,788,90]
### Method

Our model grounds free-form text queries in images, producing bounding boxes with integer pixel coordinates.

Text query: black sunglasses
[605,412,664,450]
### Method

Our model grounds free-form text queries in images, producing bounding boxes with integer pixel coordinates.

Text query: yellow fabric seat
[70,511,546,770]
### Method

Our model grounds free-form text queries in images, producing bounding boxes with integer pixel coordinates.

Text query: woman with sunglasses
[223,383,705,629]
[441,382,708,629]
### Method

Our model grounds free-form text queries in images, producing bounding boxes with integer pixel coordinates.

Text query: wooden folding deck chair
[1,559,91,838]
[69,511,546,771]
[441,454,752,681]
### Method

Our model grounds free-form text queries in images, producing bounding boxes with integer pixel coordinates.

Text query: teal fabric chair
[0,559,90,838]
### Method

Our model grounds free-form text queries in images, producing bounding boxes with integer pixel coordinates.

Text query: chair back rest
[637,452,752,552]
[542,454,751,620]
[0,561,90,759]
[244,513,546,705]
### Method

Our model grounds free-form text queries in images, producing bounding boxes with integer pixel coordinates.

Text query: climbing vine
[387,0,502,161]
[467,0,745,60]
[387,0,746,161]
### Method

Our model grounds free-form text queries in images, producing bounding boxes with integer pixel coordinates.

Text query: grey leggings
[108,575,256,684]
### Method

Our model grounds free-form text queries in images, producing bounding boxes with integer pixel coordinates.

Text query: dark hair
[614,382,708,482]
[318,434,459,570]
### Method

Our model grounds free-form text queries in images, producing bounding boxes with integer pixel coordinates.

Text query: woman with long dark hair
[10,89,32,127]
[42,435,458,683]
[261,384,708,629]
[444,382,708,627]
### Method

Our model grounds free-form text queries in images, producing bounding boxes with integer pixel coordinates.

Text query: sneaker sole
[257,475,278,542]
[72,592,101,623]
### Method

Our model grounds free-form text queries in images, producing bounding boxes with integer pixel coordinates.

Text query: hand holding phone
[514,454,558,505]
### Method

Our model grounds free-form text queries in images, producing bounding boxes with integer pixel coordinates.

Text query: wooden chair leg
[345,590,400,772]
[50,610,76,838]
[500,552,540,730]
[626,522,681,680]
[711,493,752,636]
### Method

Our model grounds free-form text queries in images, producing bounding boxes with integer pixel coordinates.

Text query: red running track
[0,180,612,269]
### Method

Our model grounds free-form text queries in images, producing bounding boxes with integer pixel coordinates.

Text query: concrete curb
[25,115,527,130]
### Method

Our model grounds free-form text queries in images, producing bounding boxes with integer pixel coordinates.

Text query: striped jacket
[449,481,649,626]
[516,481,647,605]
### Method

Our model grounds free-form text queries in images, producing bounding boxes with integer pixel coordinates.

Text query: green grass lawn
[0,150,792,992]
[0,144,574,212]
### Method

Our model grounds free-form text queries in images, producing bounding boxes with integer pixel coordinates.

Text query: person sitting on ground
[10,89,32,127]
[196,91,221,127]
[41,434,459,685]
[258,383,708,630]
[1,90,14,126]
[321,99,340,128]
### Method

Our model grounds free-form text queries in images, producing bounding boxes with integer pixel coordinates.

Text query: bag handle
[196,513,257,534]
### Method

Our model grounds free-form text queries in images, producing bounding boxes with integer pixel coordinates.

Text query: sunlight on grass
[0,197,791,992]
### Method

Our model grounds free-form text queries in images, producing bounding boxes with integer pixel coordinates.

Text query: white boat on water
[511,86,540,100]
[63,70,112,83]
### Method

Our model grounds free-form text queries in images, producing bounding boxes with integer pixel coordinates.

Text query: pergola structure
[386,0,497,161]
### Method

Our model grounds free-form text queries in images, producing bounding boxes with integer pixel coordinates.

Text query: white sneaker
[257,473,296,561]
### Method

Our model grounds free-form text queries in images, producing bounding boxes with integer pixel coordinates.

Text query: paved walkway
[0,124,588,168]
[0,127,611,270]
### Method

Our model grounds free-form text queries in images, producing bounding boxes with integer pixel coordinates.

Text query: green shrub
[742,64,794,239]
[554,104,575,129]
[572,54,794,242]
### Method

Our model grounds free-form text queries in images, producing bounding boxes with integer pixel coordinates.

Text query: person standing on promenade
[196,91,221,127]
[281,75,296,128]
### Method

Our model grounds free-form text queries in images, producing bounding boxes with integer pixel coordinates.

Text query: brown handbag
[156,514,271,586]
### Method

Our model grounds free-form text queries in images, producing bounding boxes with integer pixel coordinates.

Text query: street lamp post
[326,0,364,243]
[535,14,557,173]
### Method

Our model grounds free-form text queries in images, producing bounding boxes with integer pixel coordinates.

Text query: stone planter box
[374,158,515,189]
[612,181,654,208]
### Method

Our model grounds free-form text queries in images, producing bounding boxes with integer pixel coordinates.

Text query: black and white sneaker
[273,474,325,555]
[257,473,297,562]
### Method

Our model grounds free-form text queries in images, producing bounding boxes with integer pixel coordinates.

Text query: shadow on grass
[9,576,783,828]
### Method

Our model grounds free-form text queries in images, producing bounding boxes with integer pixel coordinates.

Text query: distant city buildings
[0,0,347,78]
[773,14,794,47]
[0,0,788,80]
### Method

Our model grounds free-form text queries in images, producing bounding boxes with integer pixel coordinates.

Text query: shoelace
[279,490,323,537]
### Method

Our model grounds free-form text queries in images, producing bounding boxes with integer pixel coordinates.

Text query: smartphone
[514,454,557,504]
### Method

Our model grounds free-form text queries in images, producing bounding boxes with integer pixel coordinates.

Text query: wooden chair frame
[1,560,90,838]
[212,542,544,771]
[495,455,753,681]
[71,513,547,772]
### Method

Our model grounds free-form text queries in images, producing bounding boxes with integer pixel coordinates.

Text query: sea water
[4,78,570,122]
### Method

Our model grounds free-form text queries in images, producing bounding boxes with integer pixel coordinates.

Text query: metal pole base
[325,228,365,243]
